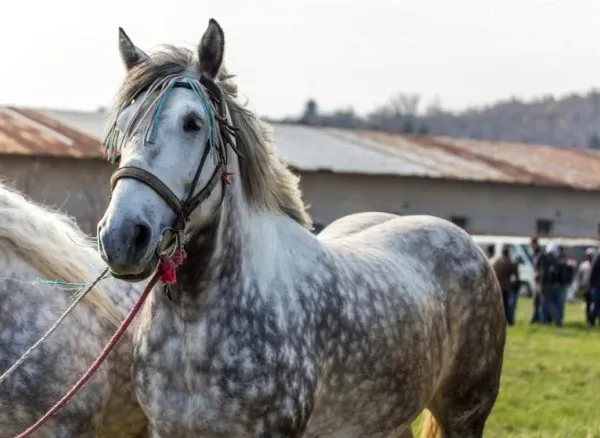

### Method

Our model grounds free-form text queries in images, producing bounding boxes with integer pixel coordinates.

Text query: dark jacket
[537,252,564,286]
[492,256,519,293]
[588,254,600,290]
[556,256,574,286]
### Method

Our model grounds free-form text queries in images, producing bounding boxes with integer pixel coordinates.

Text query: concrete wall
[0,156,115,235]
[2,157,598,239]
[298,171,600,238]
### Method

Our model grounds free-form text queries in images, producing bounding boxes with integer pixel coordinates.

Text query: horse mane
[0,181,120,326]
[105,45,312,229]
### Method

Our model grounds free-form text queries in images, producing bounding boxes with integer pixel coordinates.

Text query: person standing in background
[555,245,574,325]
[529,237,544,324]
[587,247,600,326]
[576,248,595,319]
[541,243,564,327]
[493,245,520,326]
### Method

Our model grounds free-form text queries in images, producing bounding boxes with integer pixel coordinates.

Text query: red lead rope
[13,250,186,438]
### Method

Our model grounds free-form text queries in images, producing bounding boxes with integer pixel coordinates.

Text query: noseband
[109,76,239,236]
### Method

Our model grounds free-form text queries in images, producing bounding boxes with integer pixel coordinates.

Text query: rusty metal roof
[7,107,600,191]
[276,125,600,191]
[0,107,105,159]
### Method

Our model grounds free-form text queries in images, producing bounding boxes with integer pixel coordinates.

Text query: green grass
[411,298,600,438]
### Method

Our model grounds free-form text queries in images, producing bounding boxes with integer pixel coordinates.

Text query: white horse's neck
[241,210,318,290]
[177,177,320,308]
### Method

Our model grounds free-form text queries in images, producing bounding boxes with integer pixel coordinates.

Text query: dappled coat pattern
[0,182,148,437]
[98,18,506,438]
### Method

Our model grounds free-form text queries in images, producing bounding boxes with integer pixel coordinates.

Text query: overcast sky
[1,0,599,118]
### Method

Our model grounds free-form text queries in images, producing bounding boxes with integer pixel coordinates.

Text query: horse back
[320,212,500,312]
[311,213,505,435]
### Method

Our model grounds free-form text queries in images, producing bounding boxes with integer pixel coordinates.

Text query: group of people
[488,237,600,327]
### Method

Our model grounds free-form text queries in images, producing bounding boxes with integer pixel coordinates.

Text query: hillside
[284,89,600,149]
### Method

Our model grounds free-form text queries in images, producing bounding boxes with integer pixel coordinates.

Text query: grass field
[411,297,600,438]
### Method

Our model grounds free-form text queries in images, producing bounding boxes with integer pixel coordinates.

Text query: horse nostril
[133,224,152,253]
[98,230,112,263]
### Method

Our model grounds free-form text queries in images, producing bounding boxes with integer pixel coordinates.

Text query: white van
[471,235,598,298]
[471,235,535,297]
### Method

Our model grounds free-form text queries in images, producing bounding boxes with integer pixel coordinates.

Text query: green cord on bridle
[103,74,218,163]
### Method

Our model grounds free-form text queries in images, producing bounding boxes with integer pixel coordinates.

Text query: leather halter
[109,76,239,234]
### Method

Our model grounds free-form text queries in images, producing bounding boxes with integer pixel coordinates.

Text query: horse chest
[132,302,319,436]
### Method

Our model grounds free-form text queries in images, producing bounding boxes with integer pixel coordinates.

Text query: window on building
[450,216,469,230]
[536,219,553,236]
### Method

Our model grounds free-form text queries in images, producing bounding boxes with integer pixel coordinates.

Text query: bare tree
[398,92,421,116]
[381,92,421,117]
[367,92,421,133]
[425,95,443,116]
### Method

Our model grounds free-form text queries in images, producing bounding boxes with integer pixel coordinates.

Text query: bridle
[108,75,240,241]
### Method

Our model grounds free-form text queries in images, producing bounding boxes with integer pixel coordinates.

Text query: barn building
[0,107,113,234]
[2,106,600,238]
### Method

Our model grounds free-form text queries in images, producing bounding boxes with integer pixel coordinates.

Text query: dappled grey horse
[97,18,506,438]
[0,182,148,437]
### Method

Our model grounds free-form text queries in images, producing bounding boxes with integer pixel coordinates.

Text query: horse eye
[183,114,203,132]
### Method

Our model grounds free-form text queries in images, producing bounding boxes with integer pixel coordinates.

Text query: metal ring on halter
[158,227,180,258]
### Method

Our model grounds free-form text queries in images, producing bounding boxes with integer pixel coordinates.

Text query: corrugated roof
[8,107,600,191]
[274,124,600,190]
[0,107,104,159]
[272,124,439,177]
[37,108,108,141]
[316,128,600,190]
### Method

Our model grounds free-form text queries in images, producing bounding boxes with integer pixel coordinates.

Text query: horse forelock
[0,181,120,326]
[105,45,312,230]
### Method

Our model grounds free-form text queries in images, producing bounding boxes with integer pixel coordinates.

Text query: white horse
[0,181,148,437]
[98,19,506,438]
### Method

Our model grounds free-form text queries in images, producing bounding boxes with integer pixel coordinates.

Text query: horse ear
[198,19,225,79]
[118,27,149,71]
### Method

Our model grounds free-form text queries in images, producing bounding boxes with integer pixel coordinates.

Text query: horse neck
[176,179,319,308]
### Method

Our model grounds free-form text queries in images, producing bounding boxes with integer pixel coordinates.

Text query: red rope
[13,250,186,438]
